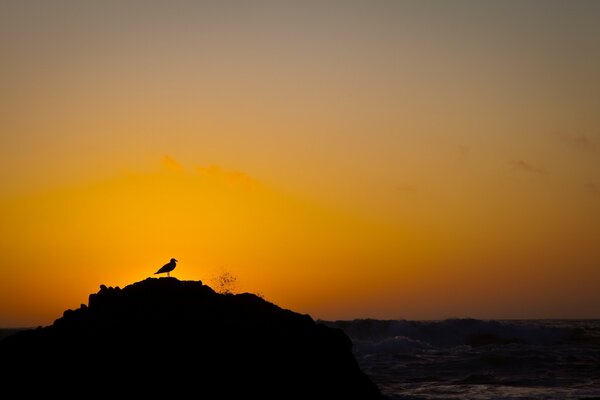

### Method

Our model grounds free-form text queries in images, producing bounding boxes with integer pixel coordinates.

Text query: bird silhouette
[155,258,177,277]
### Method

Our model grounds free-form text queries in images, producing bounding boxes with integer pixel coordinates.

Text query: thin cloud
[162,155,183,172]
[584,182,600,197]
[457,145,470,160]
[510,159,546,175]
[396,183,418,194]
[196,165,260,189]
[559,132,592,149]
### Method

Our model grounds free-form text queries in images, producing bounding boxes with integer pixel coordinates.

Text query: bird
[155,258,177,277]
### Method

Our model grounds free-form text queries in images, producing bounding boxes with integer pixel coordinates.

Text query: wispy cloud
[396,183,418,194]
[510,159,546,175]
[196,165,259,188]
[457,145,470,160]
[162,155,183,172]
[559,132,592,149]
[584,182,600,197]
[161,157,259,189]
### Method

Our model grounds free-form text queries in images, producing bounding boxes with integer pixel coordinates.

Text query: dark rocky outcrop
[0,278,382,398]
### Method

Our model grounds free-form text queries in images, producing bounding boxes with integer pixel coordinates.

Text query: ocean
[323,319,600,400]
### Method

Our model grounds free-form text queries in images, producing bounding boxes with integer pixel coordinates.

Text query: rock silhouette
[0,277,382,398]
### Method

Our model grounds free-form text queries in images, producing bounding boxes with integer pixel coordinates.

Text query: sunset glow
[1,1,599,327]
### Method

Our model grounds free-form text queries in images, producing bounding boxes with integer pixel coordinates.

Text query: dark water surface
[323,319,600,399]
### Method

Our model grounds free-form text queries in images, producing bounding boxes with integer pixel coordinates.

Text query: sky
[1,0,600,327]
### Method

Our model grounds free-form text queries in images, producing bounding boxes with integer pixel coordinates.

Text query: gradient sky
[1,1,600,327]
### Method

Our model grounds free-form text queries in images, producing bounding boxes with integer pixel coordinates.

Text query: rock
[0,277,382,398]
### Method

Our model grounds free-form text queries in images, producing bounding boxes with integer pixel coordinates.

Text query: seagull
[155,258,177,277]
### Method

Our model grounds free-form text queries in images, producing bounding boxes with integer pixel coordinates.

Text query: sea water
[323,319,600,399]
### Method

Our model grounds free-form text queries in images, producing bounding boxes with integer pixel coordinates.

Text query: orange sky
[1,1,600,327]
